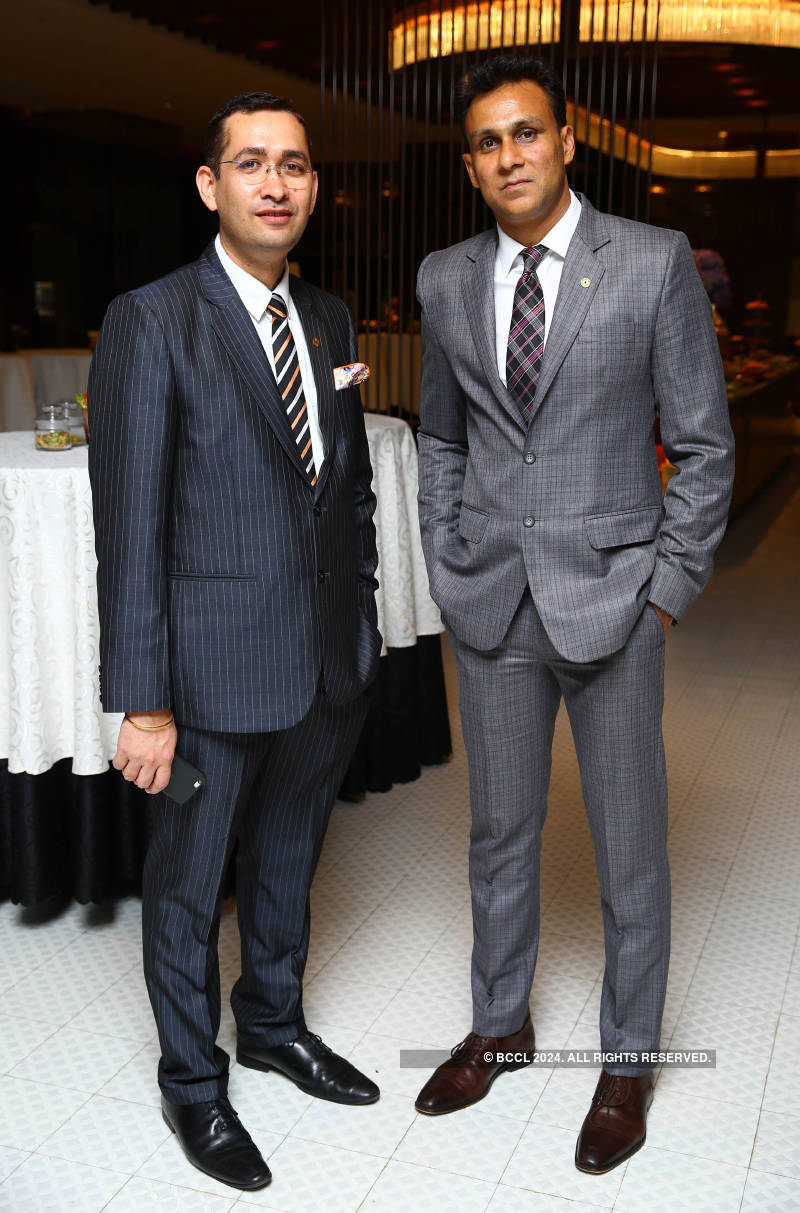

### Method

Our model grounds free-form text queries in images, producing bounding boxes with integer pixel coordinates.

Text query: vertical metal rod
[583,0,597,197]
[364,0,374,340]
[319,0,327,291]
[607,0,621,214]
[386,0,396,414]
[645,0,660,223]
[620,0,636,217]
[342,0,350,304]
[633,0,649,220]
[595,0,610,206]
[353,0,362,327]
[395,7,410,415]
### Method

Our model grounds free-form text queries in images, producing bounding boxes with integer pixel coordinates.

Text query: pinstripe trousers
[451,590,669,1076]
[142,684,370,1104]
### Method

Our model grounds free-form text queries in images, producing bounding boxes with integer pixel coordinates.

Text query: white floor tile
[500,1121,623,1204]
[0,1076,87,1151]
[361,1158,495,1211]
[10,1025,143,1094]
[236,1136,385,1210]
[106,1174,237,1210]
[614,1147,747,1212]
[752,1110,800,1179]
[38,1092,169,1172]
[0,1143,29,1182]
[0,1152,127,1212]
[291,1091,417,1158]
[488,1187,608,1212]
[395,1105,525,1183]
[740,1168,800,1212]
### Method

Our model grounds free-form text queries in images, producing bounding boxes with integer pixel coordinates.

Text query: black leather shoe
[237,1031,380,1105]
[161,1095,271,1190]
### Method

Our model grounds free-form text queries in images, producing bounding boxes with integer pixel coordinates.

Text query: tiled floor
[2,461,800,1212]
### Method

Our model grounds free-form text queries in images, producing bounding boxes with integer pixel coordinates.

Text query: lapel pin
[312,336,320,347]
[580,277,591,288]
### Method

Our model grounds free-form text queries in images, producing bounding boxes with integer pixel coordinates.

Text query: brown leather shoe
[414,1014,535,1115]
[575,1069,654,1173]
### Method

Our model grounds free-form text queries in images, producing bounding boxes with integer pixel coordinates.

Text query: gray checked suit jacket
[416,194,735,662]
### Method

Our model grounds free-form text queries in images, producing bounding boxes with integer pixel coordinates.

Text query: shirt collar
[214,234,290,320]
[496,189,582,277]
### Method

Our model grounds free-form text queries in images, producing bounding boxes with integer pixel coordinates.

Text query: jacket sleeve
[415,255,469,585]
[649,232,735,621]
[87,291,177,712]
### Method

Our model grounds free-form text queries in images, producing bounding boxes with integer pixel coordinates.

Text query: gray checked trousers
[451,590,669,1076]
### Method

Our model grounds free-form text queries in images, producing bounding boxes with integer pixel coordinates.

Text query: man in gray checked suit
[89,92,382,1192]
[413,56,734,1173]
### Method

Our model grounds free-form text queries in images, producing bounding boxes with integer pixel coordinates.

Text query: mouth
[502,179,530,191]
[255,209,294,223]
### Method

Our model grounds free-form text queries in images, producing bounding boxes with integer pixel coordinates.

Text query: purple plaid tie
[506,244,547,422]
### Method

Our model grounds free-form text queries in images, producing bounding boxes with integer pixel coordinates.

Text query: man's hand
[113,710,177,794]
[648,602,673,635]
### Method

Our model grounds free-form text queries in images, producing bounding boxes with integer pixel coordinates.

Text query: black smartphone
[163,754,206,804]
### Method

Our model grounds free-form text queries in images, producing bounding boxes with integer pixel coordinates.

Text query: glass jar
[64,399,86,446]
[34,403,71,451]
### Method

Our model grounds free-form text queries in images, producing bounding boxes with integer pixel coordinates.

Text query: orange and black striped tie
[267,292,316,486]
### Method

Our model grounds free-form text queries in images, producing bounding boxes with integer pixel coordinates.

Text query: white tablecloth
[0,415,440,775]
[0,350,93,432]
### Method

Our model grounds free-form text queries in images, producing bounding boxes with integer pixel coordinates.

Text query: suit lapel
[529,197,610,420]
[462,234,527,433]
[290,277,338,499]
[198,246,309,482]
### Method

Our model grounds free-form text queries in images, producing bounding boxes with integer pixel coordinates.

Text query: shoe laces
[207,1100,239,1130]
[450,1032,492,1062]
[302,1032,333,1057]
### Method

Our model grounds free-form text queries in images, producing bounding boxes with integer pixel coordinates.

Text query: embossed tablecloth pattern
[0,416,440,775]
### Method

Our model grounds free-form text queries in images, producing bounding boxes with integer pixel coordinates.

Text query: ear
[561,125,575,168]
[308,169,319,216]
[196,165,219,213]
[462,152,480,190]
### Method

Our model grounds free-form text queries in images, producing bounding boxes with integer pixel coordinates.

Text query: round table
[0,416,450,903]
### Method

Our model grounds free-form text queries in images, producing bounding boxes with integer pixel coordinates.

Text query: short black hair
[457,55,567,142]
[203,91,312,176]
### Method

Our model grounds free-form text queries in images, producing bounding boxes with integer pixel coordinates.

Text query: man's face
[462,80,574,239]
[197,109,318,267]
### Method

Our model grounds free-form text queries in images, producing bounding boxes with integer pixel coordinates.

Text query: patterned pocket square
[333,362,370,390]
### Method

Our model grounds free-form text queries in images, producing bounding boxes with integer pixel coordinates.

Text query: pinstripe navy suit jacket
[88,241,380,733]
[416,195,735,662]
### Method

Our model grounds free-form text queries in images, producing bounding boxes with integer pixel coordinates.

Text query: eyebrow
[230,145,310,162]
[469,116,545,140]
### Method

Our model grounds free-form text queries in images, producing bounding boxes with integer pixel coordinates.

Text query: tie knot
[521,245,546,273]
[268,293,288,320]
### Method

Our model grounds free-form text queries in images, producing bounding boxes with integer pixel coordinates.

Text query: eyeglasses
[219,155,312,188]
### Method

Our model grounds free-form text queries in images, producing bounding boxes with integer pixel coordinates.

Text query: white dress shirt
[215,234,324,472]
[494,189,582,384]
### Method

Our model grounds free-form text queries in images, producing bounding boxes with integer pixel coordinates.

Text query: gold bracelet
[124,713,174,731]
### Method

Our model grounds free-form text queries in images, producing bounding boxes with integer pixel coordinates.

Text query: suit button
[523,516,535,528]
[523,452,536,464]
[317,570,327,583]
[313,504,322,516]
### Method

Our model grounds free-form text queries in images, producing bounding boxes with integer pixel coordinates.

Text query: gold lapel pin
[580,277,591,288]
[312,336,320,347]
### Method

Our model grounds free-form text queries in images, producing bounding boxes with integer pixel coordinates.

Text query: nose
[498,135,523,171]
[260,167,288,199]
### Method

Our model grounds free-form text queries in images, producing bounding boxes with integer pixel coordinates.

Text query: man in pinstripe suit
[89,93,381,1191]
[413,57,734,1172]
